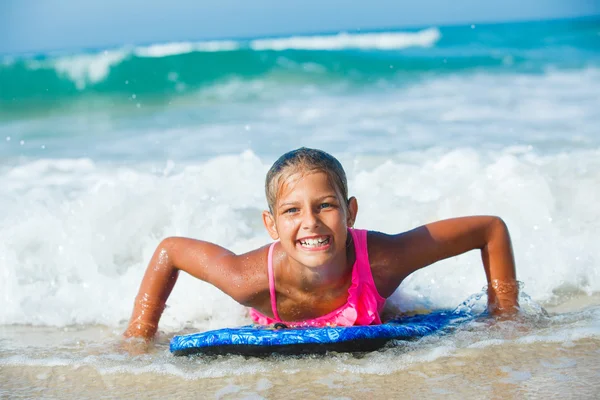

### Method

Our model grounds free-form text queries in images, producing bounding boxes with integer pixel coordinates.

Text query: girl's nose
[301,209,320,229]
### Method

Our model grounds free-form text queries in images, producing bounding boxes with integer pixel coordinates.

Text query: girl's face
[263,171,357,269]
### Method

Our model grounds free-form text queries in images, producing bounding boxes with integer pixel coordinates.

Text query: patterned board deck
[170,310,471,356]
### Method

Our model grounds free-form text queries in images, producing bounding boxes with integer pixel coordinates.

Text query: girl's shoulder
[364,229,404,254]
[227,243,273,306]
[228,243,272,279]
[364,229,416,298]
[364,228,418,260]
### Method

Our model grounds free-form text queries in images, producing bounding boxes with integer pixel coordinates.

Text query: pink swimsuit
[249,229,386,327]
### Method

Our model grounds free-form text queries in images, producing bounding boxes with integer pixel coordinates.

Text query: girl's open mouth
[297,236,331,249]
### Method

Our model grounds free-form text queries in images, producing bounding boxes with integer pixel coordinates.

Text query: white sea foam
[0,146,598,329]
[133,40,240,58]
[51,50,129,90]
[250,28,441,51]
[22,40,239,90]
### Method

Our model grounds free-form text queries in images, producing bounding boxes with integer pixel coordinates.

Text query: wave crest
[249,28,441,51]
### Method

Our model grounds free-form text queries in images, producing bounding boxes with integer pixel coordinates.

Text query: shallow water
[1,295,599,399]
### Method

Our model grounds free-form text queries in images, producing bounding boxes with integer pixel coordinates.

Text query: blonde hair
[265,148,349,213]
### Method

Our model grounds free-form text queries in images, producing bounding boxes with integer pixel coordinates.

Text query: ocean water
[1,17,600,398]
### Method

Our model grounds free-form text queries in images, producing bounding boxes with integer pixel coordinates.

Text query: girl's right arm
[370,216,519,315]
[123,237,254,340]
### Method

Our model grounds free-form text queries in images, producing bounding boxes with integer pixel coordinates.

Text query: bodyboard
[170,310,470,356]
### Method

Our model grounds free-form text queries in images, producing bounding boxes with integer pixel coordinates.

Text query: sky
[1,0,599,54]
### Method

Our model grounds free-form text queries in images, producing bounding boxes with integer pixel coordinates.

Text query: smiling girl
[124,148,519,340]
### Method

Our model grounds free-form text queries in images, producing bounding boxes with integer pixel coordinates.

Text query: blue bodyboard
[170,310,470,356]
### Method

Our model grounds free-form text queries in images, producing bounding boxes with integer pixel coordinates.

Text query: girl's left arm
[371,216,519,314]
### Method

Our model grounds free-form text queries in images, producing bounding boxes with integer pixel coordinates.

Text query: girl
[124,147,519,340]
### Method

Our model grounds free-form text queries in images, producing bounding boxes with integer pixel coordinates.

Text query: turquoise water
[1,18,599,162]
[1,18,598,115]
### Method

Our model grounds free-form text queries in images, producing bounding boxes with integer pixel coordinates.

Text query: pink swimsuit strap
[249,228,386,327]
[266,241,280,320]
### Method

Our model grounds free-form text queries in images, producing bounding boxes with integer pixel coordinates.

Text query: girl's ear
[262,210,279,240]
[347,196,358,228]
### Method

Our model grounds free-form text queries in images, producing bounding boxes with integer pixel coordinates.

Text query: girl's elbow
[490,216,509,233]
[160,236,190,253]
[158,237,178,252]
[154,237,181,269]
[487,216,508,230]
[484,216,512,245]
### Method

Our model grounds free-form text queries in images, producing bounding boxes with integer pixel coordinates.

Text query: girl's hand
[487,279,520,315]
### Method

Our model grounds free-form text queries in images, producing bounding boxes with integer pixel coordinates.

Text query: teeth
[299,237,329,247]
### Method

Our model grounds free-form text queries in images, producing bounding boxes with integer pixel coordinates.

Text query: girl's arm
[371,216,519,314]
[123,237,255,340]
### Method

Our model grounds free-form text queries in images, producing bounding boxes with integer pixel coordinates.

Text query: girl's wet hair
[265,148,349,213]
